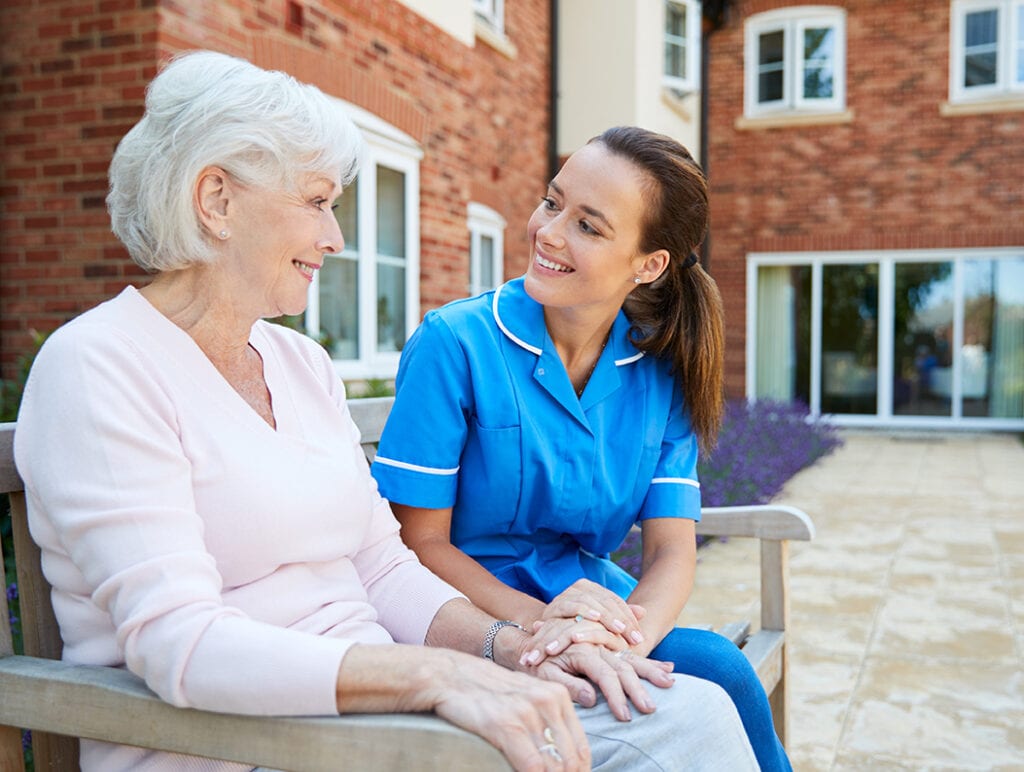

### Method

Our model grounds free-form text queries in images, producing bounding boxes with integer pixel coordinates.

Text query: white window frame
[304,100,422,381]
[467,202,505,297]
[744,6,846,118]
[745,247,1024,432]
[663,0,702,94]
[949,0,1024,102]
[473,0,504,35]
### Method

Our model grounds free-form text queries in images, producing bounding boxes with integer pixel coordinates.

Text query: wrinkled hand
[520,579,647,666]
[529,641,675,723]
[431,650,590,771]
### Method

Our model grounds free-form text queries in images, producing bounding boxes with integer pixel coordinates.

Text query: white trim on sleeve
[373,455,460,476]
[650,477,701,489]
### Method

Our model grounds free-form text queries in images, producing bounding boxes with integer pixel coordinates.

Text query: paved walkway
[682,431,1024,771]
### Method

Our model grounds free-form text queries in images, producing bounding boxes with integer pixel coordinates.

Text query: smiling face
[523,142,668,320]
[225,171,345,319]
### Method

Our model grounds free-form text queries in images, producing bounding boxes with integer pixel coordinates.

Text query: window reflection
[821,264,878,415]
[803,27,835,98]
[965,259,1024,418]
[893,261,953,417]
[964,9,998,87]
[758,30,785,103]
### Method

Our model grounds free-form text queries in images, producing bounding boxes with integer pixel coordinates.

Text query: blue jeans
[650,627,791,772]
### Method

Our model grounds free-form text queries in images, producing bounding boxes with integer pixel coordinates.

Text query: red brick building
[705,0,1024,429]
[1,0,551,387]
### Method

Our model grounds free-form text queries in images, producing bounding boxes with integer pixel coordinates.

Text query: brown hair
[594,126,725,457]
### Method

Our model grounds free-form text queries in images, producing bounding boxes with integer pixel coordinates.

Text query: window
[744,6,846,118]
[302,103,422,380]
[663,0,701,94]
[747,249,1024,429]
[950,0,1024,101]
[468,202,505,297]
[474,0,504,35]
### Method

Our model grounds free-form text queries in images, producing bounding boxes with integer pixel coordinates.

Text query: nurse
[371,126,791,770]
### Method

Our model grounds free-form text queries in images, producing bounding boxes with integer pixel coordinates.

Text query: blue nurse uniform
[371,278,790,772]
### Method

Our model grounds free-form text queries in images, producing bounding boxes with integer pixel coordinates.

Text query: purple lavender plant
[612,399,841,578]
[6,581,17,630]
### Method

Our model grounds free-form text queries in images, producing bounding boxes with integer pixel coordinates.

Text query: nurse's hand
[519,579,646,665]
[532,642,675,722]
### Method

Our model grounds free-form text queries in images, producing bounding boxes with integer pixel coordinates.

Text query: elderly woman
[13,51,757,771]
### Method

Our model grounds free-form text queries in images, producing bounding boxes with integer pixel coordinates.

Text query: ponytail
[626,262,724,457]
[596,126,725,457]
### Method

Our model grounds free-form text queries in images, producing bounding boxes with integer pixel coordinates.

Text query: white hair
[107,50,364,272]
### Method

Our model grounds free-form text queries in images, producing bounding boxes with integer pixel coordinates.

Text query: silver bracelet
[482,619,526,661]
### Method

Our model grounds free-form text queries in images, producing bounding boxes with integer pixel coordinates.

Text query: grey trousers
[578,673,759,771]
[254,676,757,772]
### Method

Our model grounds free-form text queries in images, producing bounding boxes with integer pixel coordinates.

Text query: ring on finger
[540,727,563,762]
[613,649,628,659]
[574,614,584,623]
[539,743,563,762]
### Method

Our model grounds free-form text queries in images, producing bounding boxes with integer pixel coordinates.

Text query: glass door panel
[319,257,358,359]
[755,265,811,404]
[964,258,1024,418]
[821,263,878,414]
[376,262,406,353]
[893,261,954,416]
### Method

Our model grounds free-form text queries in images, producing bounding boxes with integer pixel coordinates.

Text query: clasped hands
[516,579,675,722]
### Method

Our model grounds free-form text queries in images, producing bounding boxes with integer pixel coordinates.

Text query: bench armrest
[697,504,815,541]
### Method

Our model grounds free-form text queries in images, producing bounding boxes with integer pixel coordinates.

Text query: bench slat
[740,630,785,690]
[718,620,752,647]
[0,656,510,772]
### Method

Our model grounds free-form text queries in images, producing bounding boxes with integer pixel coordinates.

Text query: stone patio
[682,431,1024,771]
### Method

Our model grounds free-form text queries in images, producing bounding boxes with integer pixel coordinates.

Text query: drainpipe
[700,0,729,271]
[548,0,560,181]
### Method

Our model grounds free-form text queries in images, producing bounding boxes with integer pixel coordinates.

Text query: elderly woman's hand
[337,644,589,771]
[518,579,647,666]
[530,642,675,723]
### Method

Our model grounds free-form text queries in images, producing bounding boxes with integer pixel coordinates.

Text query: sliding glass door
[749,249,1024,429]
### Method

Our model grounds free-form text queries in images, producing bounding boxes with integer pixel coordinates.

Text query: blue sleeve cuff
[639,478,702,521]
[371,455,460,509]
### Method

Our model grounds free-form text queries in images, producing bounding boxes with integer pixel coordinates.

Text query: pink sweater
[14,287,463,770]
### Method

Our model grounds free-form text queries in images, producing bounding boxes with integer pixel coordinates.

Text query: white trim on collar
[615,352,644,366]
[492,283,542,356]
[491,280,647,366]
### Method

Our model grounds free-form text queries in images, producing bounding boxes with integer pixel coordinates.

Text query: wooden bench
[0,396,814,771]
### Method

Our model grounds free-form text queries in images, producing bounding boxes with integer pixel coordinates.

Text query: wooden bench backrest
[1,421,80,768]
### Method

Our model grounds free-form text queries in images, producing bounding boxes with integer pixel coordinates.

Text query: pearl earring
[218,229,229,240]
[633,275,642,284]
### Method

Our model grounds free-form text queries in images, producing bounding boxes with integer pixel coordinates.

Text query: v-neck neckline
[125,286,289,435]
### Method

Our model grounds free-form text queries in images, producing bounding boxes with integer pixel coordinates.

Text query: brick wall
[0,0,551,380]
[706,0,1024,397]
[1,0,158,380]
